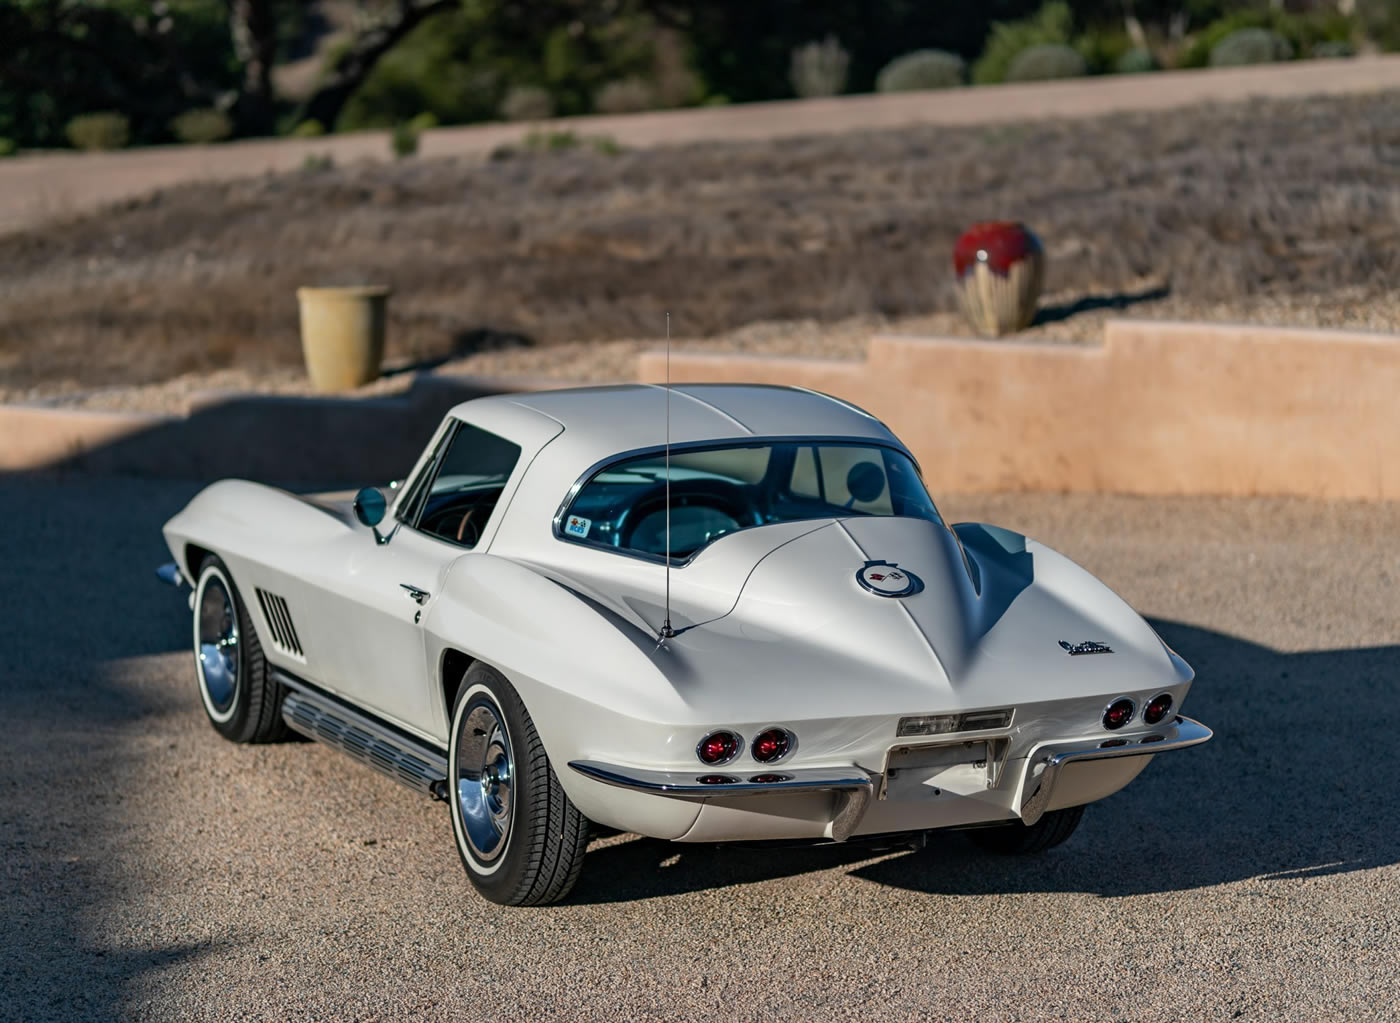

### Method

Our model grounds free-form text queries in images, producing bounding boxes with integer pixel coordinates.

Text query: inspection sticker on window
[565,515,592,538]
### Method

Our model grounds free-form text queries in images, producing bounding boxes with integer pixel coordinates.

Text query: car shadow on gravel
[570,619,1400,903]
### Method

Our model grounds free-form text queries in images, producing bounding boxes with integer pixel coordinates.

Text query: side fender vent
[255,588,304,659]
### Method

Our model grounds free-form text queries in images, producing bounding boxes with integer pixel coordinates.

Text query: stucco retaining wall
[0,374,556,481]
[638,320,1399,500]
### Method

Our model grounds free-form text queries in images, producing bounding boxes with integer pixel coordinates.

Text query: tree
[294,0,460,130]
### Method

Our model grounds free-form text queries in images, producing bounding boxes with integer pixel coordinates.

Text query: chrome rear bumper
[569,713,1212,841]
[1018,715,1213,826]
[568,761,875,841]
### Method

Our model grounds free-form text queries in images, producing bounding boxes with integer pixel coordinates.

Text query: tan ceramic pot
[296,285,391,392]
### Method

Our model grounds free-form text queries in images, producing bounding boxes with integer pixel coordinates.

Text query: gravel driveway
[2,476,1397,1021]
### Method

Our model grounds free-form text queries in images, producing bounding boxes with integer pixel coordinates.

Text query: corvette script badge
[1059,640,1114,656]
[856,560,921,598]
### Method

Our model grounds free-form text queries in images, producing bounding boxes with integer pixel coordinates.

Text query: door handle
[399,583,430,605]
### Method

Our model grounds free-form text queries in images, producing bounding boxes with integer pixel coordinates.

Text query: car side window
[407,422,522,549]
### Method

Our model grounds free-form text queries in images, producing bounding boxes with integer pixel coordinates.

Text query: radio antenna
[658,312,675,643]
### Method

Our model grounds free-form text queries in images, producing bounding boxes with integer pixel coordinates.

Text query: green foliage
[291,119,325,138]
[1,0,238,148]
[391,121,421,158]
[1358,0,1400,51]
[1181,9,1350,68]
[0,137,16,158]
[1006,43,1087,82]
[973,3,1074,85]
[65,112,130,151]
[499,86,555,122]
[789,35,850,98]
[169,108,232,145]
[492,130,622,161]
[1114,48,1158,74]
[408,112,439,134]
[594,78,658,114]
[525,129,581,152]
[339,3,685,131]
[1310,40,1356,59]
[589,134,624,156]
[1209,28,1294,67]
[1074,29,1135,75]
[875,50,966,92]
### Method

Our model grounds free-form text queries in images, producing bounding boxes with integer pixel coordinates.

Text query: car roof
[453,383,901,467]
[452,384,902,466]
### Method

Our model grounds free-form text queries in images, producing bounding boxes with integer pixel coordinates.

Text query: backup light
[898,708,1013,737]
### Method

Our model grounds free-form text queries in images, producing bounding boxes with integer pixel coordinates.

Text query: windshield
[560,441,940,561]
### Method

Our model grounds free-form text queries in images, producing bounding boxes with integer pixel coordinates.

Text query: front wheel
[447,663,589,906]
[965,805,1085,855]
[191,555,287,744]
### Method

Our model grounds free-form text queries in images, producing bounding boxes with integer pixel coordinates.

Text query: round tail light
[696,730,741,765]
[1103,698,1135,731]
[751,727,795,764]
[1143,693,1173,725]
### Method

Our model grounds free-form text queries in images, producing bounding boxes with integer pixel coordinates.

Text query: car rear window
[559,441,939,561]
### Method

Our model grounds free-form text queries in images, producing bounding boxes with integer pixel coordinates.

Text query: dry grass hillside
[3,90,1399,397]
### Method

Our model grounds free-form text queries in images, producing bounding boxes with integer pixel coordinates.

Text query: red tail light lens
[696,730,741,765]
[751,728,794,764]
[1103,698,1135,731]
[1143,693,1173,725]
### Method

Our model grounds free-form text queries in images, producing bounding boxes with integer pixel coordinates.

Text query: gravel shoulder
[2,477,1397,1021]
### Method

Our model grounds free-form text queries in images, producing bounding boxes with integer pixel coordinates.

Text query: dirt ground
[4,477,1398,1021]
[3,89,1399,401]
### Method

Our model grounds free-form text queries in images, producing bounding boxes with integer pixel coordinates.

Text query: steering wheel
[455,509,480,547]
[615,479,761,552]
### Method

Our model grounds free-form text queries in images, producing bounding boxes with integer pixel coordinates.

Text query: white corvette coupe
[159,384,1211,905]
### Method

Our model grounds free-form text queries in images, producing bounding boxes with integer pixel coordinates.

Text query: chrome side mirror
[353,487,391,544]
[353,486,386,526]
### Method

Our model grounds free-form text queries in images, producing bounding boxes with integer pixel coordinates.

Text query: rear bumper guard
[568,761,875,841]
[1018,714,1213,826]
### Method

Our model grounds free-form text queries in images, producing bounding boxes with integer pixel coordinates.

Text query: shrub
[391,121,420,158]
[875,50,966,92]
[407,111,439,135]
[169,108,233,145]
[1006,43,1087,82]
[1075,29,1135,74]
[1210,28,1294,67]
[789,35,849,98]
[1311,40,1356,58]
[65,112,130,151]
[499,85,555,122]
[589,134,623,156]
[523,129,579,152]
[1180,9,1346,68]
[973,2,1073,84]
[1359,0,1400,51]
[1115,48,1158,74]
[292,119,325,138]
[594,77,658,114]
[0,137,16,158]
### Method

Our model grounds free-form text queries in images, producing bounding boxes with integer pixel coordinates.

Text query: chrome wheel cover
[455,702,514,863]
[197,575,239,717]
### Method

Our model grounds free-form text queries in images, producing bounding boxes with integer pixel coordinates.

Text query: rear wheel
[192,555,287,744]
[966,805,1085,855]
[448,663,589,906]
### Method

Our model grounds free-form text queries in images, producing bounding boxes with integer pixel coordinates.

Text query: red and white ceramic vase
[952,222,1045,337]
